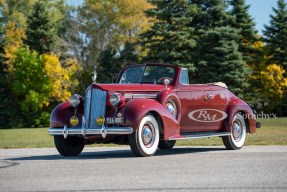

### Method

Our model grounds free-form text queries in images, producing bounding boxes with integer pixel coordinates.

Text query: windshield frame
[117,64,177,85]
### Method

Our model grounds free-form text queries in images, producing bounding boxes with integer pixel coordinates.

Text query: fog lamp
[70,116,79,127]
[96,116,105,125]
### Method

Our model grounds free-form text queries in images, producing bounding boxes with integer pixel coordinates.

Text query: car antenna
[138,63,146,84]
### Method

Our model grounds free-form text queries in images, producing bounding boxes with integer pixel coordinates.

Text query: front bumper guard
[48,117,133,139]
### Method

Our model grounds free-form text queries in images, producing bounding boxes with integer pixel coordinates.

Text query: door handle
[205,94,213,101]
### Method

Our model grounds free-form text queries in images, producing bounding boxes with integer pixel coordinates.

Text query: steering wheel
[157,77,173,84]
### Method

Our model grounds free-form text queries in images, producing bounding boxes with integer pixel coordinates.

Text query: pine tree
[192,0,250,97]
[97,42,140,83]
[24,1,56,54]
[263,0,287,70]
[140,0,198,73]
[229,0,258,62]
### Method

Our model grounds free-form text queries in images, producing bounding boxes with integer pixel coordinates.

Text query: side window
[180,68,189,84]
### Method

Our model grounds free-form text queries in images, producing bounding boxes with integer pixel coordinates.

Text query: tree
[140,0,198,73]
[263,0,287,116]
[97,42,140,83]
[1,46,78,128]
[263,0,287,70]
[228,0,258,62]
[0,0,36,28]
[24,1,56,54]
[257,64,287,112]
[192,0,250,97]
[63,0,153,92]
[2,47,50,127]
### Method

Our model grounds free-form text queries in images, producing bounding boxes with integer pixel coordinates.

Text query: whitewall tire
[129,114,159,157]
[223,113,247,150]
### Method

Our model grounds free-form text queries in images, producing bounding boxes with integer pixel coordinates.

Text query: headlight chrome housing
[70,94,81,108]
[110,93,121,107]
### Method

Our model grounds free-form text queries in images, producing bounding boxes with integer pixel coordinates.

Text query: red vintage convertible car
[48,64,260,157]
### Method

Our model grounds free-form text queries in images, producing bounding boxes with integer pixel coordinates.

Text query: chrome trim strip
[168,132,231,140]
[124,93,158,99]
[48,126,133,137]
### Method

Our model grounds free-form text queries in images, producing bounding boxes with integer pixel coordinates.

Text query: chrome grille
[84,88,107,128]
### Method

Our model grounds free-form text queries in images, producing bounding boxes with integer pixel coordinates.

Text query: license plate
[106,117,124,124]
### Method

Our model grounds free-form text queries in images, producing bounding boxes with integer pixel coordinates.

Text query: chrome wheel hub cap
[232,121,242,141]
[142,124,155,147]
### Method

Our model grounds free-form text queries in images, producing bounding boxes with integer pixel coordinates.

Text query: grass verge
[0,117,286,148]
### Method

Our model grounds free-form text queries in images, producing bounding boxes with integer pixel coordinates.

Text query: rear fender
[122,99,180,140]
[224,98,256,133]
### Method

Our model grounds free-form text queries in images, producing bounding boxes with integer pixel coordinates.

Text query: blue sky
[67,0,282,35]
[246,0,280,35]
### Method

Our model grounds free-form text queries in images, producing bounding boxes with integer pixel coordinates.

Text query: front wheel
[54,135,85,156]
[222,113,247,150]
[129,114,159,157]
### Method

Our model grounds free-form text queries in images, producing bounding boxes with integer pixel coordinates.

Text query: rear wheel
[158,140,176,150]
[129,114,159,157]
[222,113,246,150]
[54,135,85,156]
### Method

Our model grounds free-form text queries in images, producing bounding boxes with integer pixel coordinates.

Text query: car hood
[92,83,166,92]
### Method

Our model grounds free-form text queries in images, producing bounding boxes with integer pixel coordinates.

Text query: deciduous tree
[65,0,153,90]
[257,64,287,112]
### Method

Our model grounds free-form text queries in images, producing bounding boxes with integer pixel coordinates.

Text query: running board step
[168,132,231,140]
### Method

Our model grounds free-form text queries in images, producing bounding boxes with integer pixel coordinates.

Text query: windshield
[119,65,175,84]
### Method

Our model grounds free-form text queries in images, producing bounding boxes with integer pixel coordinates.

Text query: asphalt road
[0,146,287,192]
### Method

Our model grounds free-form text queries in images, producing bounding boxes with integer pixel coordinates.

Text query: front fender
[224,98,256,133]
[156,89,182,123]
[122,99,180,140]
[50,101,84,128]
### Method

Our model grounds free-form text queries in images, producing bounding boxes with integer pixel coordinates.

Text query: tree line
[0,0,286,128]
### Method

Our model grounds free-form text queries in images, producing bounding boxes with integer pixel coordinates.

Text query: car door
[177,85,228,133]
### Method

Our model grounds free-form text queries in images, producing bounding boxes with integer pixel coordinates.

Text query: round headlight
[70,94,80,108]
[110,93,121,107]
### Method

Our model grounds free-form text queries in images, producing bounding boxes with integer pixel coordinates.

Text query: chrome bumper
[48,125,133,139]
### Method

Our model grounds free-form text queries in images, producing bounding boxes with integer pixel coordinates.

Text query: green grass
[0,117,286,148]
[0,128,54,149]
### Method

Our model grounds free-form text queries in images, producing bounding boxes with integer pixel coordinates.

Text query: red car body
[49,64,260,157]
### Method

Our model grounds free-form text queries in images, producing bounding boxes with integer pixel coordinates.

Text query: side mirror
[164,79,170,89]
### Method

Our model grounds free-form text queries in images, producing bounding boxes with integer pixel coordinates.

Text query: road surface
[0,146,287,191]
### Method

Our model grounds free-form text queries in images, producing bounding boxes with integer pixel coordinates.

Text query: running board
[168,132,231,140]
